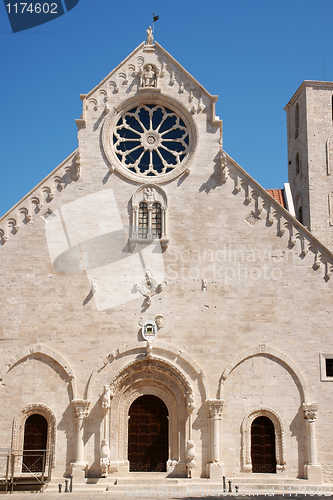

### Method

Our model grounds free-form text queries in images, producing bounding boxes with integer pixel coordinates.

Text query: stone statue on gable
[146,26,154,45]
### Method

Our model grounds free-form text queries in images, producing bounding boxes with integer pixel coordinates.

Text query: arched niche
[241,408,285,473]
[12,403,57,470]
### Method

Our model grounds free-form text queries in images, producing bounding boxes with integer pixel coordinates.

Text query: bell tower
[285,81,333,251]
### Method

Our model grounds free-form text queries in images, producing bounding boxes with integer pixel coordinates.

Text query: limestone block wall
[0,44,332,481]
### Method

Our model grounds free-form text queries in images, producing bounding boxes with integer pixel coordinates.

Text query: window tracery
[130,185,168,250]
[113,104,190,177]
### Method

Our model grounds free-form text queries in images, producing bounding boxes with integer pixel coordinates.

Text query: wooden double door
[128,395,168,472]
[251,416,276,473]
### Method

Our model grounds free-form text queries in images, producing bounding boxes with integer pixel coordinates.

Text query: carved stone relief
[139,64,160,88]
[302,403,317,420]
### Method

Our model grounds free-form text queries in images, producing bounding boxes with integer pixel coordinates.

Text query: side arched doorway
[22,414,48,472]
[251,416,276,473]
[128,395,168,472]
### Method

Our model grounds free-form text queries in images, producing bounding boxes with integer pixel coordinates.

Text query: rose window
[113,104,190,176]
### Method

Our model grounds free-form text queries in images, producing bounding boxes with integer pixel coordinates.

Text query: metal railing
[0,448,52,493]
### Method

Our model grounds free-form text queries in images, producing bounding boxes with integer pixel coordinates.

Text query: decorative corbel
[220,150,228,182]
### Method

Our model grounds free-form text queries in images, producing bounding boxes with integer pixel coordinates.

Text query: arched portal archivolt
[12,403,56,468]
[87,340,209,401]
[108,357,193,474]
[241,408,285,472]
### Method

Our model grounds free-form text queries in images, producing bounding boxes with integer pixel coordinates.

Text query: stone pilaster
[206,399,224,479]
[71,399,90,482]
[302,403,322,483]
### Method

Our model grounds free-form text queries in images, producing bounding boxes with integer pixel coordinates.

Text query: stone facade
[0,33,332,486]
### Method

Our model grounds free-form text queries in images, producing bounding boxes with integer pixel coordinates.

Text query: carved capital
[206,399,224,419]
[302,403,317,420]
[73,399,90,419]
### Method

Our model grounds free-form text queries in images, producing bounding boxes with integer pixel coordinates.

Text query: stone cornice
[0,149,80,245]
[85,42,146,99]
[223,150,333,281]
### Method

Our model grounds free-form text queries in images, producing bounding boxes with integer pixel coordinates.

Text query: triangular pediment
[78,41,220,128]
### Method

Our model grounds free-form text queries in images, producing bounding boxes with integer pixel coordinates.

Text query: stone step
[115,476,180,485]
[45,476,328,495]
[227,475,310,485]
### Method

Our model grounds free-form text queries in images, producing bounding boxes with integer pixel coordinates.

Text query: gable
[81,41,220,128]
[0,39,332,289]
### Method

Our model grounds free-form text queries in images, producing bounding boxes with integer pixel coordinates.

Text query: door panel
[22,414,47,473]
[128,395,168,472]
[251,416,276,473]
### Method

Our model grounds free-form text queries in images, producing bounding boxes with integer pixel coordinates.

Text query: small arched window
[295,103,299,138]
[298,206,303,224]
[295,152,300,175]
[130,186,168,251]
[296,194,303,224]
[151,203,162,238]
[138,202,148,239]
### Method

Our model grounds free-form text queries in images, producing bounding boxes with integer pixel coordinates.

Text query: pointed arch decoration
[219,344,308,403]
[0,344,76,400]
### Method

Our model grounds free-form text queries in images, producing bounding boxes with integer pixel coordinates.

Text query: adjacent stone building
[0,30,332,489]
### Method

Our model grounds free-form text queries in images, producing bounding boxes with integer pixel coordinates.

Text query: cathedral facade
[0,30,332,489]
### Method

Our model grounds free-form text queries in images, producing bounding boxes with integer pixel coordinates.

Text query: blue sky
[0,0,332,217]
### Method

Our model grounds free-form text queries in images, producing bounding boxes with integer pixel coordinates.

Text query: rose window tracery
[113,104,190,177]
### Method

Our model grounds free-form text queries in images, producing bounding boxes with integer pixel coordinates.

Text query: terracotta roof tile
[267,189,285,208]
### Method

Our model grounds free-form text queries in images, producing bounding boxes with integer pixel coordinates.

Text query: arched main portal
[107,357,196,476]
[22,414,48,473]
[251,416,276,473]
[128,395,168,472]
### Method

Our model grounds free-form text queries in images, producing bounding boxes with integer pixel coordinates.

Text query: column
[133,208,138,238]
[100,385,111,477]
[302,403,322,483]
[71,399,90,482]
[206,399,224,480]
[185,392,195,478]
[162,207,167,237]
[147,206,152,239]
